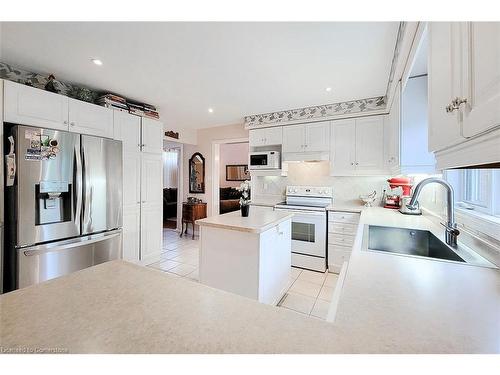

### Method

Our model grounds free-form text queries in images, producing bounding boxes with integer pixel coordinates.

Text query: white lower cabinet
[122,205,141,261]
[327,211,360,273]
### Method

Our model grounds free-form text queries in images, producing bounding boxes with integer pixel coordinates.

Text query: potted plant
[239,180,251,217]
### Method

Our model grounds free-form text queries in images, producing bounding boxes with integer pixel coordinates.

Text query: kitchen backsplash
[251,161,389,204]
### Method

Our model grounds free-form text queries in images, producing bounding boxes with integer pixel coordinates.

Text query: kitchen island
[196,206,293,305]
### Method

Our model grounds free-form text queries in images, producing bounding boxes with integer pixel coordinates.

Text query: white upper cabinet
[304,121,330,152]
[113,110,141,150]
[282,124,305,152]
[330,116,386,176]
[428,22,465,152]
[68,98,113,138]
[429,22,500,154]
[355,117,384,172]
[330,119,356,175]
[461,22,500,137]
[141,117,163,154]
[249,127,282,147]
[283,122,330,153]
[4,80,69,130]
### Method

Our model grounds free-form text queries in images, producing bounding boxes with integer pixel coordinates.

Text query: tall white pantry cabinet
[114,111,163,264]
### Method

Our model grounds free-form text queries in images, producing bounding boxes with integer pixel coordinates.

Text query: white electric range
[274,186,333,272]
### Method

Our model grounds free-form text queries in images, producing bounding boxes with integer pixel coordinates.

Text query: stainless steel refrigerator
[3,125,122,292]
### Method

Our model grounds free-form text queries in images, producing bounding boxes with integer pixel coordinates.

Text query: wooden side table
[180,202,207,239]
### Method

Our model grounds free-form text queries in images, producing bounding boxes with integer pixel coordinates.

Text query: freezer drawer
[17,229,122,289]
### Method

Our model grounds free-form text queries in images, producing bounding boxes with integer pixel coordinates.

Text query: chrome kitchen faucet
[407,177,460,248]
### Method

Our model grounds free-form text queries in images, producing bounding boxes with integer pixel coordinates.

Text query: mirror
[226,164,250,181]
[189,152,205,193]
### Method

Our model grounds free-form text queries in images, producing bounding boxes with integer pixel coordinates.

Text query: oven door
[275,208,326,257]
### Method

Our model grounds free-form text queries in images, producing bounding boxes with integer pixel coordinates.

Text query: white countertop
[196,206,293,233]
[332,207,500,353]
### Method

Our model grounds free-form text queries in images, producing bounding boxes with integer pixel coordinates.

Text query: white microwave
[249,151,281,170]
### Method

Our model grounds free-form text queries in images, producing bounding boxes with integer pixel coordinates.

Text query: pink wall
[219,142,249,188]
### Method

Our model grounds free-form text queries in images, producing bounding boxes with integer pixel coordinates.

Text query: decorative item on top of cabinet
[189,152,205,193]
[165,130,179,139]
[181,202,207,239]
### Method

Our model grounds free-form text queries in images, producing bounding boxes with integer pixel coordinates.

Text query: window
[446,169,500,217]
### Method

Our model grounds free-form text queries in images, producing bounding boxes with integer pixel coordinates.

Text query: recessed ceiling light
[325,87,332,92]
[208,108,214,113]
[91,59,103,66]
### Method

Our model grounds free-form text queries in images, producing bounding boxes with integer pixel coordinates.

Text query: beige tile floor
[147,228,338,320]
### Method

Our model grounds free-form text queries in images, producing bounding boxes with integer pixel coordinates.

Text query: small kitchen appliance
[384,177,413,209]
[248,151,280,170]
[274,186,333,272]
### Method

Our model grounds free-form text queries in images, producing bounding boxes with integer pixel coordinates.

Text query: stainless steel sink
[366,225,466,263]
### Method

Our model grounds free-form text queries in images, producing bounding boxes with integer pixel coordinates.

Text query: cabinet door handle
[70,122,75,126]
[446,97,468,113]
[355,162,359,165]
[63,120,68,125]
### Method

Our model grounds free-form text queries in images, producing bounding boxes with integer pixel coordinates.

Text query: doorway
[212,138,250,215]
[163,141,182,231]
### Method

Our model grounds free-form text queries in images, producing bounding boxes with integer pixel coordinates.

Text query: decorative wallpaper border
[244,96,386,128]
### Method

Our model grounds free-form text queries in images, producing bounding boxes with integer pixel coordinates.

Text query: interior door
[355,117,384,171]
[81,135,123,235]
[462,22,500,137]
[140,153,163,261]
[305,121,330,152]
[330,119,356,175]
[282,124,305,153]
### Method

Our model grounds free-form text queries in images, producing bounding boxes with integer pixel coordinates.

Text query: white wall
[219,142,249,188]
[401,75,435,170]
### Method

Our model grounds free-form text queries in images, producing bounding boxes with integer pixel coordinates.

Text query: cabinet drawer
[328,222,357,235]
[328,247,352,273]
[328,211,360,224]
[328,233,355,246]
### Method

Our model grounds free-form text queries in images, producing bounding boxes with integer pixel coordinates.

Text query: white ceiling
[0,22,399,129]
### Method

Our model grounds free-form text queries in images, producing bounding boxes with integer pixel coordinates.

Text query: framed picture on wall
[226,164,250,181]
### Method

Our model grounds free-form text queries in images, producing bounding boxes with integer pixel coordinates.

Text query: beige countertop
[332,207,500,354]
[0,260,351,354]
[196,206,293,233]
[1,207,498,354]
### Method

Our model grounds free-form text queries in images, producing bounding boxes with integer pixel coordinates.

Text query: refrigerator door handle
[74,142,83,230]
[82,145,91,231]
[22,230,122,256]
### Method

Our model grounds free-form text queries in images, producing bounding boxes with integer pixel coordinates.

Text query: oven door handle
[274,208,326,216]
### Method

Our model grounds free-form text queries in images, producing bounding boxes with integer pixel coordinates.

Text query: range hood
[282,151,330,162]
